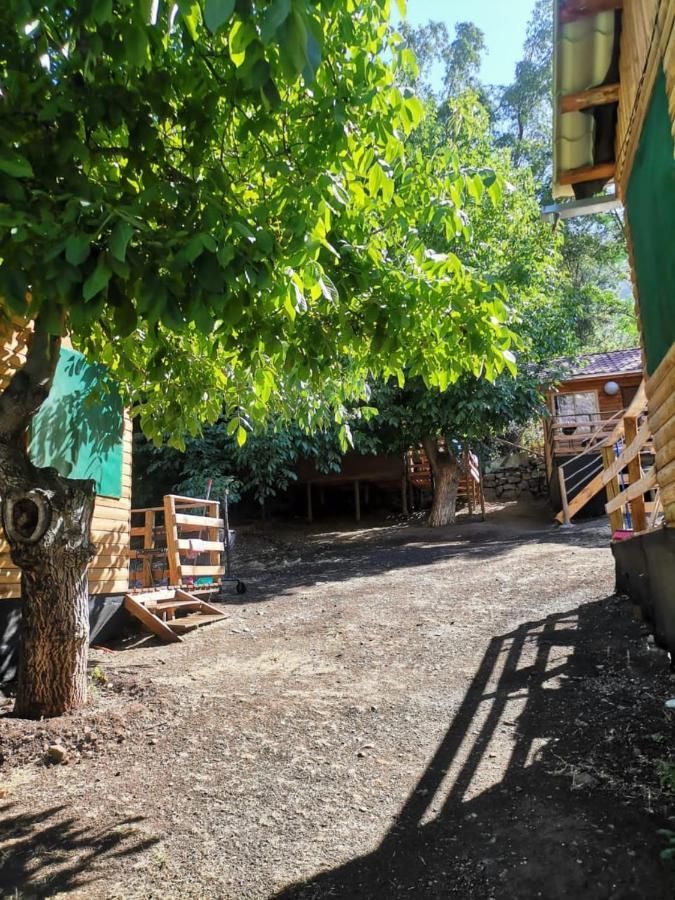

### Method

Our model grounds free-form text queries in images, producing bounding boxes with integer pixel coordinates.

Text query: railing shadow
[0,803,158,897]
[274,599,673,899]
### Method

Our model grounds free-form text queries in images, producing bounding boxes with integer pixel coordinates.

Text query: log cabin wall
[0,320,131,599]
[615,1,675,524]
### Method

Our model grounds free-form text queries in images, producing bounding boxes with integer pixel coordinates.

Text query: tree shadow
[0,802,158,897]
[273,597,674,899]
[228,514,612,607]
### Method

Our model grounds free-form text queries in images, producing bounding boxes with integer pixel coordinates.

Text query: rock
[46,744,69,764]
[84,730,97,743]
[572,772,598,790]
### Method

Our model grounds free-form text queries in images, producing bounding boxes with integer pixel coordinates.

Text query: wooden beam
[124,594,182,643]
[174,512,224,528]
[602,419,651,484]
[605,469,657,515]
[602,446,625,532]
[560,83,619,113]
[624,417,647,532]
[559,0,623,24]
[163,494,182,586]
[558,162,616,186]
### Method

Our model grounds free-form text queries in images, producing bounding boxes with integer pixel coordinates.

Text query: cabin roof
[548,346,642,382]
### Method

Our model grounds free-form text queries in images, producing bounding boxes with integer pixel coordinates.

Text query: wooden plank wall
[646,342,675,526]
[615,0,661,196]
[0,320,131,599]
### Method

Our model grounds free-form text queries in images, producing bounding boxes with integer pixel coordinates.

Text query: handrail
[559,407,625,474]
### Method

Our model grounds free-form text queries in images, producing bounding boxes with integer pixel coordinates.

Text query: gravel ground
[1,502,674,899]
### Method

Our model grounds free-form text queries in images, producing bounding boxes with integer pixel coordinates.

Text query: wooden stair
[124,588,227,643]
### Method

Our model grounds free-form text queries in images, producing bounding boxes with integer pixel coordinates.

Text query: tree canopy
[1,0,520,450]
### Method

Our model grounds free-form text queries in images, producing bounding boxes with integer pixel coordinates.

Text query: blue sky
[396,0,537,87]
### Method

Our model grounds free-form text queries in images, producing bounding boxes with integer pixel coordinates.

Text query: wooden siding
[646,342,675,526]
[0,321,131,599]
[616,0,674,195]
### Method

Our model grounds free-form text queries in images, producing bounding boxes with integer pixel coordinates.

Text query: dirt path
[1,504,674,899]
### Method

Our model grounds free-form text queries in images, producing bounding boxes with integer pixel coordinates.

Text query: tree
[0,0,516,716]
[354,372,542,526]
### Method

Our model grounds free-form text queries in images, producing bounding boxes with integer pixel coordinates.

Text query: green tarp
[29,348,124,498]
[626,71,675,376]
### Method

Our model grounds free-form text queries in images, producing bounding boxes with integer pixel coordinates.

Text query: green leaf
[236,425,247,447]
[83,260,112,301]
[204,0,235,34]
[91,0,113,25]
[65,234,91,265]
[260,0,291,45]
[229,20,256,67]
[126,25,150,67]
[0,152,33,179]
[178,0,202,40]
[109,222,134,262]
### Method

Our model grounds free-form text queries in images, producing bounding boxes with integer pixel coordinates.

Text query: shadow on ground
[227,509,613,607]
[0,803,158,898]
[274,596,675,899]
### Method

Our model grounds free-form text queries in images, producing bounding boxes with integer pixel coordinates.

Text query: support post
[401,475,409,516]
[143,510,155,587]
[479,458,486,522]
[306,482,313,523]
[163,494,181,585]
[354,479,361,523]
[558,466,572,526]
[624,416,647,533]
[601,446,625,533]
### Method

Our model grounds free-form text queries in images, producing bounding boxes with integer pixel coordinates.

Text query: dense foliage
[1,0,519,450]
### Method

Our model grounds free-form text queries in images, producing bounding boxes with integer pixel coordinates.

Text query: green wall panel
[29,348,124,497]
[626,71,675,375]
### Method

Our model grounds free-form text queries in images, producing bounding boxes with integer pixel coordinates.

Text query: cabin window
[28,348,124,498]
[555,391,599,434]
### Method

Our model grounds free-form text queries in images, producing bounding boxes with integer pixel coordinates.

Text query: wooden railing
[130,495,227,589]
[555,382,660,532]
[549,410,627,456]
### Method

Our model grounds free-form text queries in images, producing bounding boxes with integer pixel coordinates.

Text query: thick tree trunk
[9,476,96,718]
[423,435,460,528]
[428,461,459,527]
[0,310,97,718]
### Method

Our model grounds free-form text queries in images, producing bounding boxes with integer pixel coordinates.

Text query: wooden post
[401,475,409,516]
[143,510,155,587]
[207,499,221,570]
[601,446,624,533]
[624,416,647,532]
[306,482,313,523]
[558,466,572,526]
[354,479,361,523]
[478,458,486,522]
[163,494,181,585]
[465,448,474,517]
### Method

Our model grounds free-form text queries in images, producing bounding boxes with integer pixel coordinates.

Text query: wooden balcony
[545,410,628,458]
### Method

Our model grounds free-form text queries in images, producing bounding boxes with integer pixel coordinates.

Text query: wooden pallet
[123,588,227,643]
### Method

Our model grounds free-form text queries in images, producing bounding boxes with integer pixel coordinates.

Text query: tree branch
[422,435,439,475]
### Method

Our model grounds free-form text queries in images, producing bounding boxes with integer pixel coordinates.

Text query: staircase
[124,588,227,643]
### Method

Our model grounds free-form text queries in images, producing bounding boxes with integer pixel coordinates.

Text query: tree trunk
[428,461,460,527]
[423,435,460,528]
[0,310,97,718]
[9,476,96,718]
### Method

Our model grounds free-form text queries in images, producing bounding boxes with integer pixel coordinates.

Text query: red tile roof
[553,348,642,380]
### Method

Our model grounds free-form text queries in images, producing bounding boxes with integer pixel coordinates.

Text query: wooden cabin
[552,0,675,653]
[296,446,483,523]
[0,320,132,677]
[543,348,643,511]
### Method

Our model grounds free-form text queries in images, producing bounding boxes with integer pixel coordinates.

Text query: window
[555,391,599,434]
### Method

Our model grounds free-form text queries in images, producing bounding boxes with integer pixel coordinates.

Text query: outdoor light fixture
[603,380,620,396]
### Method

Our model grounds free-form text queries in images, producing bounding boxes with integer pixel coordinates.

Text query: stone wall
[482,456,548,501]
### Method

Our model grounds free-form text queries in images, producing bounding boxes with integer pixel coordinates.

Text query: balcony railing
[546,410,627,456]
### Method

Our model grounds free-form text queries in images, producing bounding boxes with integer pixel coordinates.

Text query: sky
[395,0,537,87]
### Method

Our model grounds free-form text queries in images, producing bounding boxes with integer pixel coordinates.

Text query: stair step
[168,613,227,634]
[152,599,202,611]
